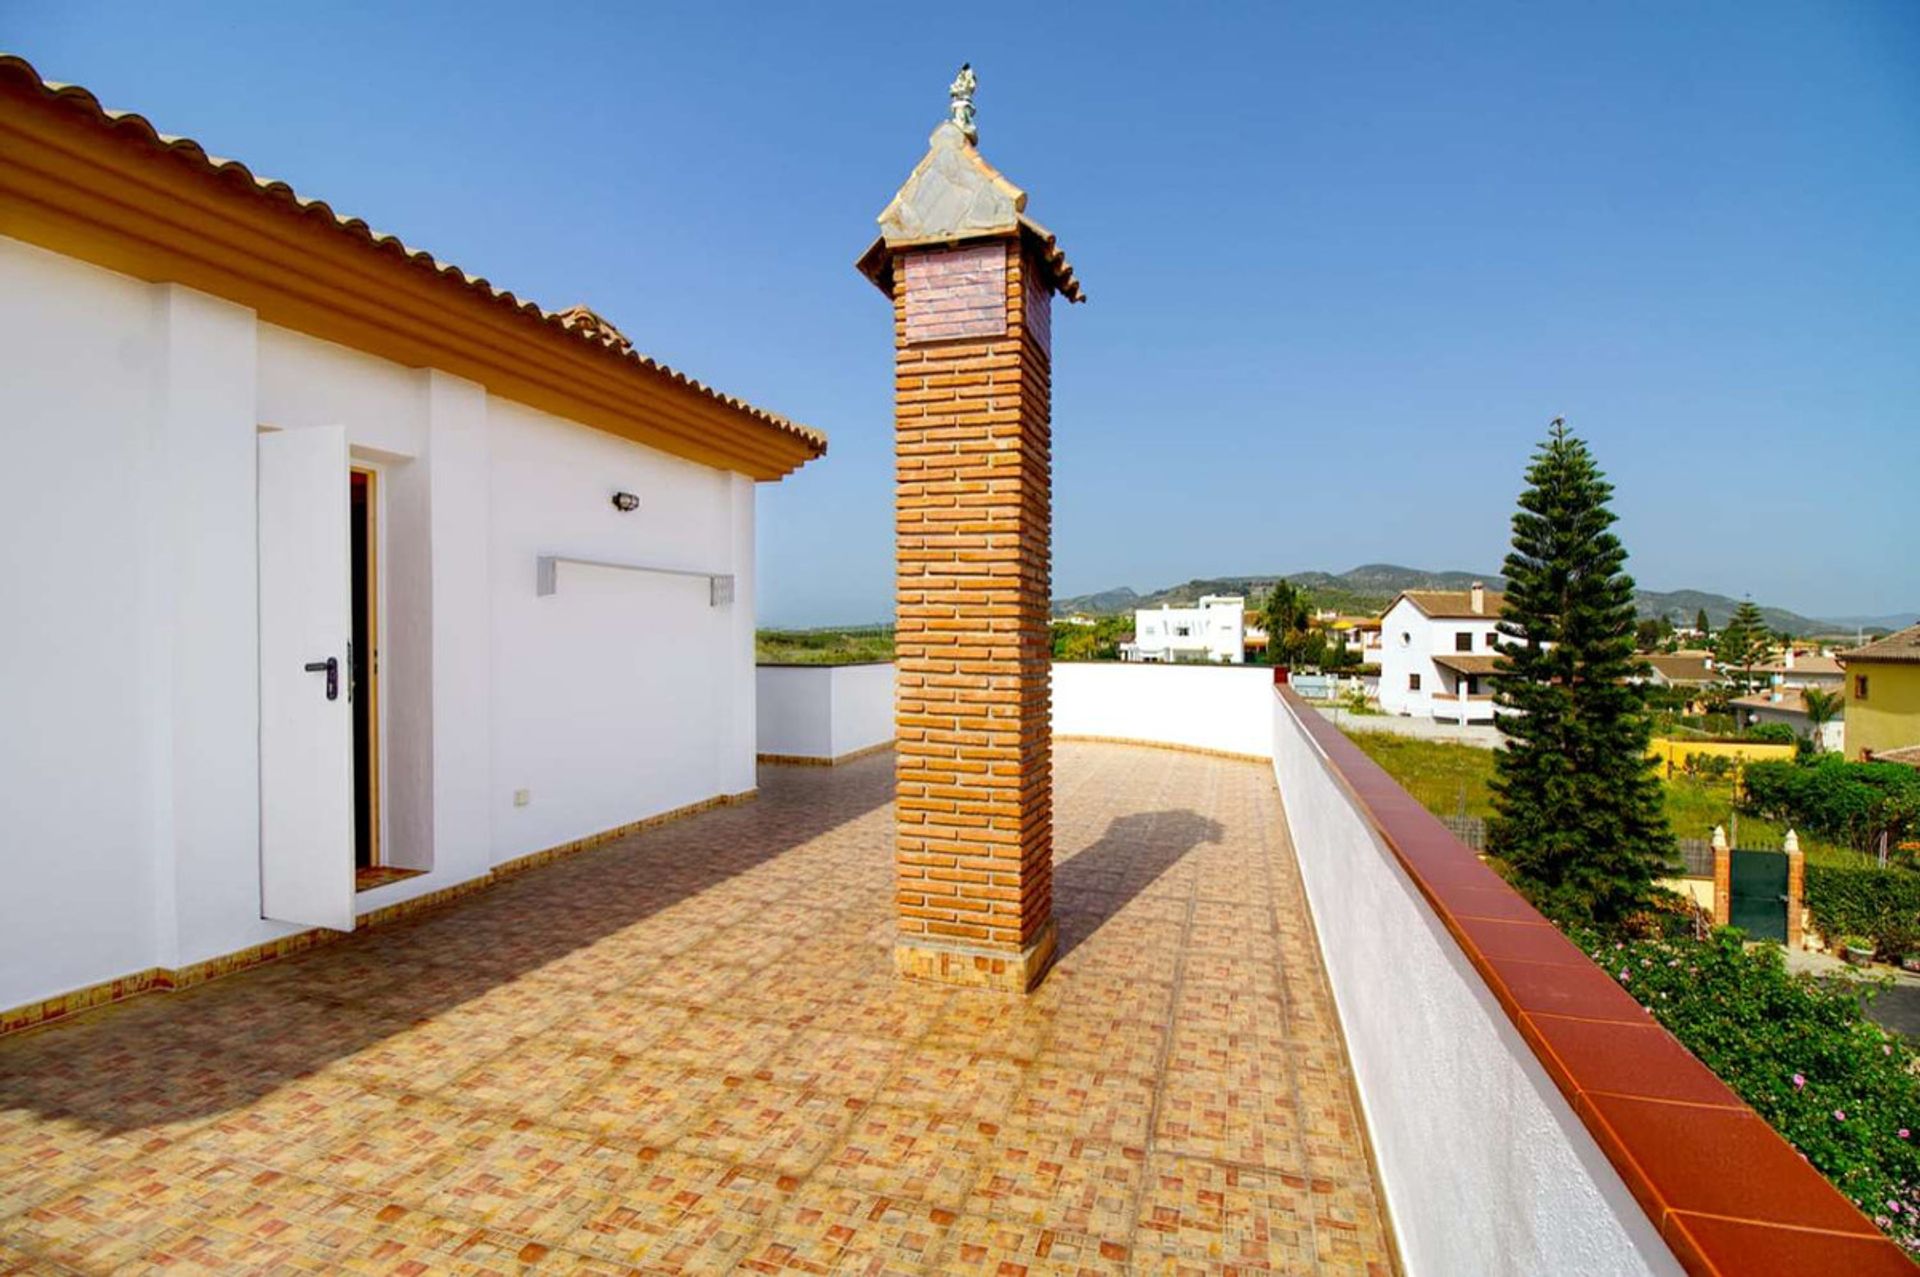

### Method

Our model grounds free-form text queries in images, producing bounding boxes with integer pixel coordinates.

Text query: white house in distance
[1377,583,1506,721]
[1124,595,1246,663]
[0,57,824,1024]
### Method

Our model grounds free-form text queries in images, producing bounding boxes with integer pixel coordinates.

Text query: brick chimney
[857,70,1083,992]
[1470,581,1486,615]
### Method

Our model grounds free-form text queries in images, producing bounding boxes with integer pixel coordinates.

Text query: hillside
[1053,564,1900,635]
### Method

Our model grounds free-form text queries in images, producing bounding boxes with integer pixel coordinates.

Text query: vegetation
[1800,687,1845,753]
[1051,615,1133,661]
[1803,864,1920,963]
[1576,928,1919,1251]
[1260,579,1315,666]
[1714,598,1772,693]
[755,627,893,665]
[1489,420,1673,924]
[1341,731,1860,861]
[1743,757,1920,855]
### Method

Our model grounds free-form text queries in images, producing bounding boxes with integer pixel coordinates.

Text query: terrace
[0,740,1390,1274]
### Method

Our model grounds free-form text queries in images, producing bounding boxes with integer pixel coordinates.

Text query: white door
[258,427,355,931]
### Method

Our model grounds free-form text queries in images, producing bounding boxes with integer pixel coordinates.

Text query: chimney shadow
[1050,808,1225,959]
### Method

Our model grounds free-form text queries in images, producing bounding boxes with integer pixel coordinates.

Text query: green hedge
[1805,863,1920,960]
[1576,928,1919,1249]
[1743,756,1920,852]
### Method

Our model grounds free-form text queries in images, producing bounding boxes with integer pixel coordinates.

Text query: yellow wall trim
[0,788,757,1040]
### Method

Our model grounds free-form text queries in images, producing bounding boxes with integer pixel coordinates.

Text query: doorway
[350,467,407,891]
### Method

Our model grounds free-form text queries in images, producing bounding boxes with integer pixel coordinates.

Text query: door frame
[349,459,390,875]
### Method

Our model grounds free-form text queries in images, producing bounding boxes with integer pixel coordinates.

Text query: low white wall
[756,664,894,760]
[1271,692,1679,1276]
[1051,662,1275,757]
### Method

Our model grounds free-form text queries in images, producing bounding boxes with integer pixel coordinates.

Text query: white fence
[1051,662,1276,758]
[755,664,894,762]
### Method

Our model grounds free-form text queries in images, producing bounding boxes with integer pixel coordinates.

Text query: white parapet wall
[1270,691,1680,1276]
[1051,662,1276,758]
[756,663,895,762]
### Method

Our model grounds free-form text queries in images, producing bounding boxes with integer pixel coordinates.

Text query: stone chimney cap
[855,78,1084,304]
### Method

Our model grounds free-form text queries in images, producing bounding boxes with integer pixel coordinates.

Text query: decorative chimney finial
[948,63,978,142]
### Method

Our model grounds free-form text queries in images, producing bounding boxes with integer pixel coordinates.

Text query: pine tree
[1694,608,1711,640]
[1714,599,1769,692]
[1488,419,1674,925]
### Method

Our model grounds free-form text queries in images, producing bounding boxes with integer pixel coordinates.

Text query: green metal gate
[1729,849,1788,943]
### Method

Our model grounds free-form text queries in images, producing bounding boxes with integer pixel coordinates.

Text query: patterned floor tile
[935,1214,1131,1275]
[0,746,1390,1275]
[964,1126,1144,1238]
[1132,1154,1319,1272]
[820,1104,995,1209]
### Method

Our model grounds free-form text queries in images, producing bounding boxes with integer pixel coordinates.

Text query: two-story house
[1837,624,1920,763]
[1125,595,1246,664]
[1377,583,1505,721]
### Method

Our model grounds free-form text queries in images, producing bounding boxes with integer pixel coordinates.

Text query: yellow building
[1837,624,1920,762]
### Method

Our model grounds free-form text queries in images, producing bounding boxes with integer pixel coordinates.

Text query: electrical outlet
[513,788,531,807]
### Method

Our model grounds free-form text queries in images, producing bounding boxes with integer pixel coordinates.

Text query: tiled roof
[1840,623,1920,665]
[0,53,825,462]
[1432,653,1501,676]
[1396,589,1506,620]
[1646,653,1716,684]
[1757,654,1843,676]
[1731,688,1839,716]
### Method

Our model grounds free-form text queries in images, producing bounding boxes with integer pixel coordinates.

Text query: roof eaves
[2,54,826,463]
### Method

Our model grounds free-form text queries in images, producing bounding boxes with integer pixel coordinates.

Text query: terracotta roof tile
[1840,623,1920,665]
[1396,589,1506,620]
[0,53,825,459]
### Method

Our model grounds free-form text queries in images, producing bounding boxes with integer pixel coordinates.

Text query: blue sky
[8,2,1916,625]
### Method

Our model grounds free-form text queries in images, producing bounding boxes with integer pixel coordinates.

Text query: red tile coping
[1276,688,1914,1276]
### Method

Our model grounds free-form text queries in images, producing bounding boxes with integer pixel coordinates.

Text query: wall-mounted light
[611,491,640,513]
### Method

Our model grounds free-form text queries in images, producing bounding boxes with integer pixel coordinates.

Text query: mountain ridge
[1052,564,1914,636]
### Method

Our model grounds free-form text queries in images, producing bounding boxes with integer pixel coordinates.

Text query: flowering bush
[1575,927,1920,1252]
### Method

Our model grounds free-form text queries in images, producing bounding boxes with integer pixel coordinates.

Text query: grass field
[756,627,895,666]
[1340,730,1864,865]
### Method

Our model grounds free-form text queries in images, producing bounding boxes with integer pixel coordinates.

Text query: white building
[1124,595,1246,664]
[0,62,824,1018]
[1377,584,1506,721]
[1732,688,1846,753]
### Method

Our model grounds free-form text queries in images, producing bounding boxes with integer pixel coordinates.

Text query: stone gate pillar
[857,70,1083,991]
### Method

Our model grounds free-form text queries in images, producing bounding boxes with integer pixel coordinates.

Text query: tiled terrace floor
[0,743,1392,1275]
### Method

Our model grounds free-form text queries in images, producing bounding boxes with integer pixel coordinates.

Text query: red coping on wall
[1275,687,1913,1276]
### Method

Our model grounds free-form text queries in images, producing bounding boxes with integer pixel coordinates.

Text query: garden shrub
[1576,928,1919,1251]
[1805,863,1920,960]
[1743,756,1920,852]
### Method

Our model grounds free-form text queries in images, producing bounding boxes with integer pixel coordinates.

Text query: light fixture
[611,491,639,513]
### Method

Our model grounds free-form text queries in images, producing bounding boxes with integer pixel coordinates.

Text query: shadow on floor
[0,756,897,1135]
[1051,809,1225,959]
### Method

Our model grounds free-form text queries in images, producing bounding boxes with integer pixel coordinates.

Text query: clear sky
[7,2,1915,625]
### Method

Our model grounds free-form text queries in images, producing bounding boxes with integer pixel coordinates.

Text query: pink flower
[1792,1073,1806,1089]
[1900,1128,1911,1140]
[1833,1110,1846,1122]
[1618,969,1631,982]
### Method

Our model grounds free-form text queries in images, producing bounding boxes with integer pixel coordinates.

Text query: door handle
[303,657,339,701]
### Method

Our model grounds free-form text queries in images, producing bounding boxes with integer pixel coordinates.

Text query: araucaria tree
[1489,419,1674,924]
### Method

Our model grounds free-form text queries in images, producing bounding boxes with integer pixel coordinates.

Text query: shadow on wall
[0,756,897,1135]
[1052,809,1226,960]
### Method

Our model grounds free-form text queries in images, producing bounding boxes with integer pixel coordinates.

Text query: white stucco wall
[756,663,894,760]
[1271,691,1681,1276]
[1051,663,1275,758]
[0,236,761,1011]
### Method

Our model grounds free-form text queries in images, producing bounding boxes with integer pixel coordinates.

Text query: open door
[258,427,355,931]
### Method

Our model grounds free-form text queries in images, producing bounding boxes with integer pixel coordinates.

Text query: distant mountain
[1053,564,1906,637]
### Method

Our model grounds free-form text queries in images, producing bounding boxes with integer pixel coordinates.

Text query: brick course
[891,238,1058,990]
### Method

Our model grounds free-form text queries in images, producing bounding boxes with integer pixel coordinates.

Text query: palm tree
[1800,687,1843,753]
